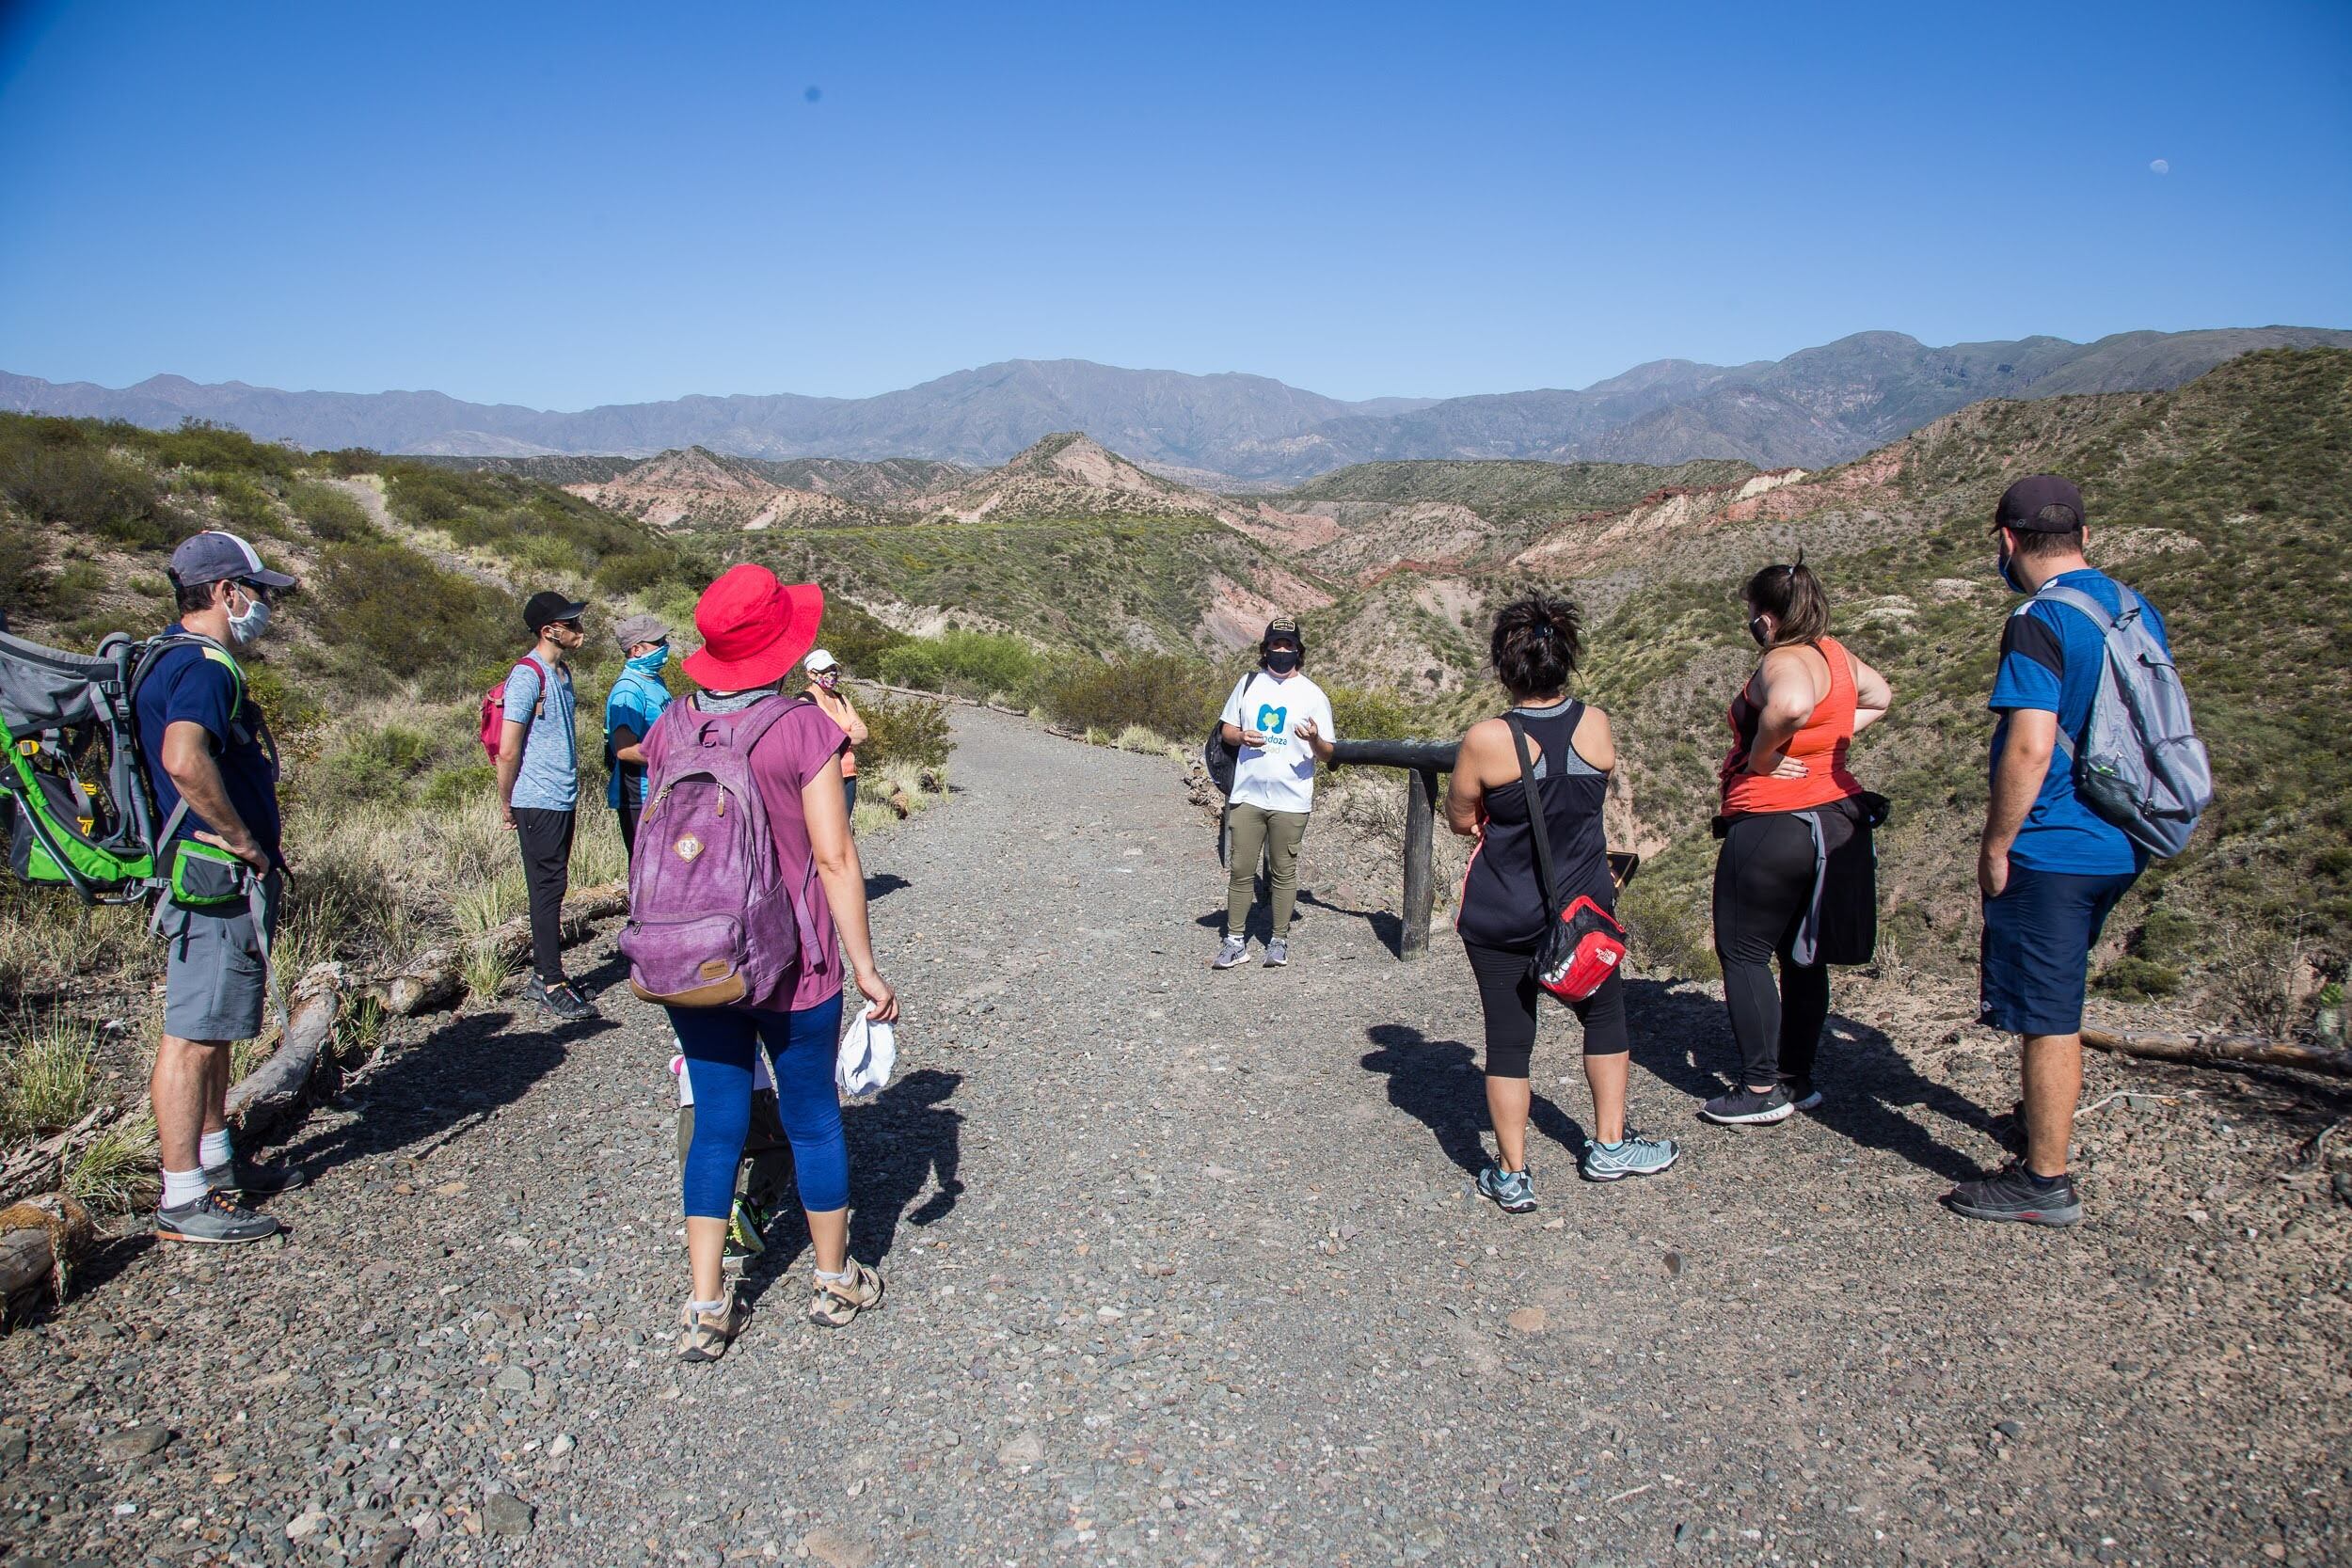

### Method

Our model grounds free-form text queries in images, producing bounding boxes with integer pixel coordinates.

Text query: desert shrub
[313,537,515,695]
[595,548,672,595]
[1042,653,1218,739]
[876,630,1041,698]
[0,426,182,548]
[421,760,496,809]
[309,722,440,806]
[1327,684,1418,743]
[187,468,280,533]
[287,479,375,542]
[134,418,300,480]
[318,448,382,477]
[45,560,107,620]
[2093,956,2181,1000]
[0,524,46,619]
[858,693,953,774]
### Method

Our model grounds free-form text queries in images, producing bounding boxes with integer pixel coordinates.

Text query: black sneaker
[204,1157,308,1198]
[156,1190,282,1244]
[1781,1077,1823,1112]
[1944,1161,2082,1227]
[528,979,596,1021]
[1698,1085,1794,1125]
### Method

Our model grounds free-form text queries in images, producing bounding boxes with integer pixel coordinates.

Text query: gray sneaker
[1475,1163,1536,1213]
[1698,1085,1793,1125]
[156,1190,282,1244]
[1581,1129,1680,1182]
[1944,1160,2082,1227]
[1211,935,1249,970]
[1262,938,1290,968]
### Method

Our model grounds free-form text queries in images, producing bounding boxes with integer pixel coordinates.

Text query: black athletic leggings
[1710,810,1843,1088]
[1462,940,1629,1081]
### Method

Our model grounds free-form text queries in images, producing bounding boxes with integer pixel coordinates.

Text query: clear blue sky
[3,0,2346,407]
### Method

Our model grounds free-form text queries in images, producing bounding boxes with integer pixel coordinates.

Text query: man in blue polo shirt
[1948,475,2168,1228]
[138,531,309,1244]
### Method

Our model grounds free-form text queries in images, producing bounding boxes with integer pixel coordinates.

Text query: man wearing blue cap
[138,530,307,1244]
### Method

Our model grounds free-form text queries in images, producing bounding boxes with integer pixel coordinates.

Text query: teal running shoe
[1581,1129,1679,1182]
[1475,1163,1536,1213]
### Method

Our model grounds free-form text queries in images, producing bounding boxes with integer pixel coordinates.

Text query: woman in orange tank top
[1702,561,1892,1127]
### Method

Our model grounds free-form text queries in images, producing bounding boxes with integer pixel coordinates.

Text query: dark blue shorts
[1979,864,2137,1037]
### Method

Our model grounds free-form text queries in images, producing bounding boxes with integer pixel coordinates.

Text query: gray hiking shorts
[160,872,280,1043]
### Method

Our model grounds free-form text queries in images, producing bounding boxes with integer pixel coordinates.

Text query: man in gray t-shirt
[498,590,594,1020]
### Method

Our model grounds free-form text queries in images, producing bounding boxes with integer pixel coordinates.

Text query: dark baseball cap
[167,530,296,591]
[523,590,588,634]
[1994,475,2087,533]
[1262,616,1303,651]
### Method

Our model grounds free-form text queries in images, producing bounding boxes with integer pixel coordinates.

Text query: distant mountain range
[8,326,2346,483]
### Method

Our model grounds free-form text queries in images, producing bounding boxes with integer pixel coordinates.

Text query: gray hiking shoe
[155,1190,282,1244]
[1944,1160,2082,1227]
[1581,1129,1679,1182]
[1475,1163,1536,1213]
[1262,938,1290,968]
[1211,935,1250,970]
[528,978,596,1021]
[203,1156,308,1198]
[1782,1077,1824,1112]
[1699,1085,1793,1126]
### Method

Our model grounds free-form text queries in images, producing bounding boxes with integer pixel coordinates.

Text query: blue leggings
[671,993,847,1220]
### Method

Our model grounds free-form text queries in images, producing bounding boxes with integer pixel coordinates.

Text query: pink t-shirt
[645,695,847,1013]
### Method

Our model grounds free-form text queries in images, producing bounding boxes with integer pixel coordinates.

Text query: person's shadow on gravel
[847,1069,965,1259]
[864,871,911,902]
[1622,977,1996,1181]
[272,1006,584,1177]
[1361,1023,1586,1176]
[1295,890,1403,958]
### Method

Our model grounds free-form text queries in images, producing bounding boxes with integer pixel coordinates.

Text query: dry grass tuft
[64,1112,157,1212]
[0,1018,97,1138]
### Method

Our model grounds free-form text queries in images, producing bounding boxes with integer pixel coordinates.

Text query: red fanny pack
[1534,895,1628,1004]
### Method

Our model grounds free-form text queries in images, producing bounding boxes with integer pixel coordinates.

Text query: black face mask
[1264,648,1300,674]
[1747,614,1772,648]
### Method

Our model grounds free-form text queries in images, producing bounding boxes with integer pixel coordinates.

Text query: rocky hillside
[14,326,2346,480]
[564,446,879,531]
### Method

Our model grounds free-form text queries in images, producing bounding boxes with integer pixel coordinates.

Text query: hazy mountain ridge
[10,326,2344,481]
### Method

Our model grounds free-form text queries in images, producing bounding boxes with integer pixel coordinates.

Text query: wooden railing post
[1401,768,1438,958]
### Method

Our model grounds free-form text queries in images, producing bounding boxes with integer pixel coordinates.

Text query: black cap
[1995,475,2087,533]
[1262,616,1303,651]
[523,591,588,635]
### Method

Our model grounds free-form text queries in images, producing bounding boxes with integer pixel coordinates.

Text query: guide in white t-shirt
[1212,618,1338,971]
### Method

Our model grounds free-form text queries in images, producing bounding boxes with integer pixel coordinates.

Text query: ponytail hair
[1489,594,1583,698]
[1742,555,1831,647]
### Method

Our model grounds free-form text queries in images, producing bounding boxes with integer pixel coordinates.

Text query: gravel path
[5,705,2349,1568]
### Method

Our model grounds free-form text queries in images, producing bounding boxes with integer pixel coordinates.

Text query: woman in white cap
[803,648,867,816]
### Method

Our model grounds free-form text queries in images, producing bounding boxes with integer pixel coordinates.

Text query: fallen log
[225,963,347,1139]
[381,881,626,1019]
[0,1105,103,1212]
[2082,1026,2352,1079]
[0,1192,95,1326]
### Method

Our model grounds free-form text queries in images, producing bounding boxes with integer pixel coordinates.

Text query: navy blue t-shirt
[1988,569,2168,877]
[134,626,282,863]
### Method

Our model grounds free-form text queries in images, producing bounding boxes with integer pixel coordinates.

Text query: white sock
[689,1297,725,1316]
[161,1167,210,1209]
[199,1130,232,1170]
[815,1263,854,1283]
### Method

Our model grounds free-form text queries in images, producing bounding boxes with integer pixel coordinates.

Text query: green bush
[314,537,516,696]
[310,723,440,805]
[46,560,107,620]
[2093,956,2181,1000]
[1042,653,1218,738]
[0,525,46,618]
[1327,684,1419,743]
[858,694,954,775]
[421,761,496,809]
[815,598,909,673]
[875,630,1041,699]
[0,427,182,548]
[287,479,375,543]
[595,548,672,595]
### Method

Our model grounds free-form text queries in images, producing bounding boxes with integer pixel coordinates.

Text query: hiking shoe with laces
[1782,1076,1823,1112]
[1475,1163,1536,1213]
[203,1156,308,1198]
[810,1259,885,1329]
[528,978,596,1021]
[1211,935,1250,970]
[1699,1085,1794,1126]
[1581,1130,1680,1182]
[1944,1161,2082,1227]
[1262,938,1290,968]
[677,1285,749,1363]
[155,1190,282,1244]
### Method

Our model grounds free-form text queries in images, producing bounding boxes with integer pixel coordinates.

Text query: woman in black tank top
[1444,597,1680,1212]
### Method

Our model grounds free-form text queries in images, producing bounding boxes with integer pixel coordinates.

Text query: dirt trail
[4,706,2348,1567]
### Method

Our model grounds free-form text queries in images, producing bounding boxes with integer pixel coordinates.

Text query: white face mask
[226,583,272,646]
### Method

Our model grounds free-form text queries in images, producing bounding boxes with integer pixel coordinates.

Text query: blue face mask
[628,645,670,676]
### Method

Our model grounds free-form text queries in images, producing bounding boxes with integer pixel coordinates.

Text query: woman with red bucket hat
[630,563,901,1362]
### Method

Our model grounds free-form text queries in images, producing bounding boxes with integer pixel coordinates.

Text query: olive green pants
[1226,803,1310,940]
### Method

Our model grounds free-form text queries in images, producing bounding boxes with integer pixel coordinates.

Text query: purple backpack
[620,694,818,1008]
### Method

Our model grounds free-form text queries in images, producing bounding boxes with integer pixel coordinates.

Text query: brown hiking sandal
[676,1286,749,1364]
[808,1259,884,1329]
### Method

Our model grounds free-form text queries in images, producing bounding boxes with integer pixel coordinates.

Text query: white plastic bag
[835,1006,896,1098]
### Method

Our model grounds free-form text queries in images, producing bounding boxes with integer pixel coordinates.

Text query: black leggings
[1710,810,1840,1088]
[512,806,575,985]
[1462,940,1629,1081]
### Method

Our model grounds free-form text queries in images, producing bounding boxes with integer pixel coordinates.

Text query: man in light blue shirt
[604,611,674,862]
[498,590,591,1020]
